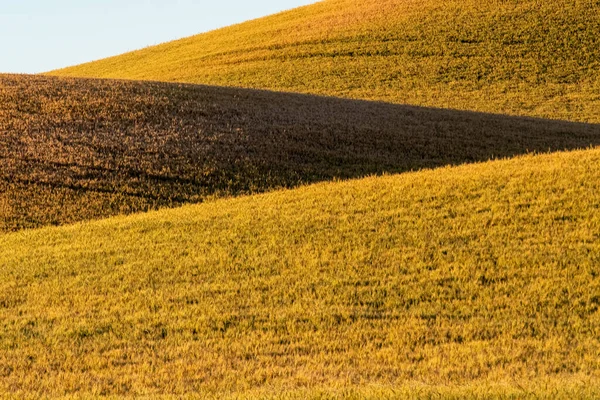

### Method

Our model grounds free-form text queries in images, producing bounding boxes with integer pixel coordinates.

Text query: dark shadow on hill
[1,74,599,231]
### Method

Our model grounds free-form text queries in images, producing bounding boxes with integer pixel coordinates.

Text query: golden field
[1,149,600,398]
[2,0,600,397]
[50,0,600,123]
[2,74,597,232]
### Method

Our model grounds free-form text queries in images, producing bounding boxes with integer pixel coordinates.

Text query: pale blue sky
[0,0,317,74]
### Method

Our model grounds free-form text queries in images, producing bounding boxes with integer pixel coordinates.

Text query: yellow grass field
[1,148,600,398]
[49,0,600,123]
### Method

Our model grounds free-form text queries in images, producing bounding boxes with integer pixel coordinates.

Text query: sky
[0,0,318,74]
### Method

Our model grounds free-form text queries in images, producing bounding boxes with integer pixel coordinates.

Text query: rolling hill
[1,148,600,398]
[1,74,599,232]
[49,0,600,123]
[3,0,600,397]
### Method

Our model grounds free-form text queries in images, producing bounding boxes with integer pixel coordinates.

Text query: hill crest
[49,0,600,123]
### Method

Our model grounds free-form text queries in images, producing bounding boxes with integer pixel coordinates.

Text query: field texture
[50,0,600,123]
[1,74,599,232]
[1,148,600,398]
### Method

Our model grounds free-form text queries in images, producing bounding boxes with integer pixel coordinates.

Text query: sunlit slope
[3,74,598,232]
[50,0,600,123]
[1,148,600,397]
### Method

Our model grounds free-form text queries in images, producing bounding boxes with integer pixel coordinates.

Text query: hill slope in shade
[49,0,600,123]
[2,74,599,232]
[1,148,600,397]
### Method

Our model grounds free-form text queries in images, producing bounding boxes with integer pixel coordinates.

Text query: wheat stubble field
[2,0,600,398]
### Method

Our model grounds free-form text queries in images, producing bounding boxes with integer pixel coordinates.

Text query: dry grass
[1,73,599,232]
[1,148,600,397]
[49,0,600,123]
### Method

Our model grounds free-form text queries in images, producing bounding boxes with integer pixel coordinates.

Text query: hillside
[49,0,600,123]
[2,74,599,232]
[1,148,600,398]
